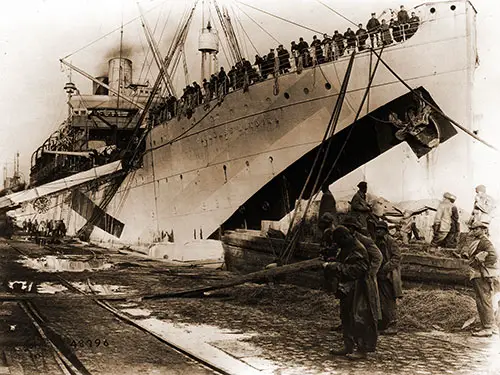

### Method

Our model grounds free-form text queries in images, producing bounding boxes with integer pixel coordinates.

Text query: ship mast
[213,0,243,66]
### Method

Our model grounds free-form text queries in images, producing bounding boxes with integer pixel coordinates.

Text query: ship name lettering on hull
[199,117,278,147]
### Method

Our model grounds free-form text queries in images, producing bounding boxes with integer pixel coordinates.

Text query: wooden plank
[144,257,325,299]
[222,230,471,286]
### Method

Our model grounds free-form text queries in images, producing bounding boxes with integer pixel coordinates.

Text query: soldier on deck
[366,13,381,48]
[398,5,410,38]
[407,12,420,39]
[344,28,356,53]
[356,24,369,51]
[333,30,345,58]
[380,19,393,46]
[297,37,310,67]
[322,33,333,61]
[277,45,291,73]
[311,35,324,65]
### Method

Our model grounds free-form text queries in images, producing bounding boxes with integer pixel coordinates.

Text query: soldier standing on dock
[323,226,377,359]
[374,221,402,335]
[466,221,500,337]
[350,181,372,231]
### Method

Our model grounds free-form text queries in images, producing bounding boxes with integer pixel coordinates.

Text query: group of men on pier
[22,218,67,243]
[318,180,499,359]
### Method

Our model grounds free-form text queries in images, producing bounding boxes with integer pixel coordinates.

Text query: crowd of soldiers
[150,6,420,126]
[22,218,67,243]
[316,180,498,359]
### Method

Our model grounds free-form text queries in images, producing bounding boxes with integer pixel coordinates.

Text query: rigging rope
[236,0,325,35]
[61,0,167,60]
[234,3,281,45]
[314,48,385,207]
[282,48,385,263]
[315,0,359,28]
[234,11,260,55]
[370,48,498,151]
[280,51,357,263]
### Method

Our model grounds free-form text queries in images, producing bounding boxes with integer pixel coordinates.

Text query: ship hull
[18,1,477,248]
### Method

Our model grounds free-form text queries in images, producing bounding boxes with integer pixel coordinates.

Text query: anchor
[388,95,441,149]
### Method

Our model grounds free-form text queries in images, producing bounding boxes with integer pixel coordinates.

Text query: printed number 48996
[70,339,109,348]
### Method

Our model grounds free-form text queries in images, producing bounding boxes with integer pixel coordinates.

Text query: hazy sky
[0,0,499,186]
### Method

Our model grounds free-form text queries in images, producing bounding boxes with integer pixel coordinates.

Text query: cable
[318,48,385,199]
[280,51,357,263]
[236,0,325,35]
[234,11,260,55]
[315,0,359,28]
[234,3,282,45]
[61,0,168,60]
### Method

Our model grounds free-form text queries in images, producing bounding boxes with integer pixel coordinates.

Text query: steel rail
[7,241,232,375]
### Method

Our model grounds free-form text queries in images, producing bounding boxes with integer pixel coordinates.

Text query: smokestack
[108,57,132,93]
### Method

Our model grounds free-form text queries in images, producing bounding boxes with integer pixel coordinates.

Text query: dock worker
[350,181,372,230]
[432,192,455,247]
[466,221,500,337]
[399,210,421,244]
[443,194,460,248]
[319,213,338,294]
[374,221,402,334]
[323,226,377,359]
[319,184,337,225]
[469,185,495,233]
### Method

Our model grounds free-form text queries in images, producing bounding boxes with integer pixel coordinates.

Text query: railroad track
[7,241,234,375]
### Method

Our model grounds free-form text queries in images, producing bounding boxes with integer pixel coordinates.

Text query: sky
[0,0,499,189]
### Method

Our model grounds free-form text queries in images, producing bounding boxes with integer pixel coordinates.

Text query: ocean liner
[4,0,480,248]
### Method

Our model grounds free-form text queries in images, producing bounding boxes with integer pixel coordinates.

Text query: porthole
[450,5,456,11]
[430,7,436,13]
[284,92,290,99]
[325,82,332,90]
[303,88,309,95]
[245,161,250,167]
